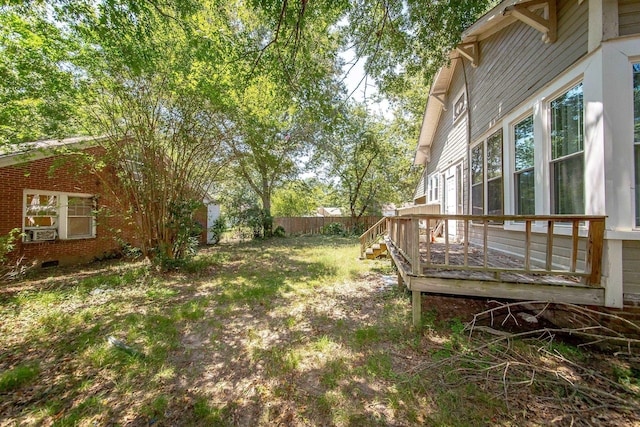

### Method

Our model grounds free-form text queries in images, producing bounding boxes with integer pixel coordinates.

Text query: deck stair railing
[359,217,388,259]
[387,214,606,286]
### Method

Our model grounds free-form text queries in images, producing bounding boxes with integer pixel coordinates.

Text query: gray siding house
[403,0,640,312]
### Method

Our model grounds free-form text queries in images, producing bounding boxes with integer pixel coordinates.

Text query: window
[67,197,94,238]
[453,93,466,122]
[471,130,503,216]
[456,163,463,214]
[487,132,503,216]
[471,144,484,215]
[427,173,440,203]
[634,64,640,226]
[550,83,584,214]
[23,191,95,242]
[514,115,535,215]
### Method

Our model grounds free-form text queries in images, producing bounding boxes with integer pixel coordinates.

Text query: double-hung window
[634,64,640,226]
[23,191,96,241]
[471,130,503,216]
[550,83,584,214]
[471,144,484,215]
[427,173,440,204]
[514,115,535,215]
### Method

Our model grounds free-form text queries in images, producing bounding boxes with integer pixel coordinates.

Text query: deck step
[365,243,388,259]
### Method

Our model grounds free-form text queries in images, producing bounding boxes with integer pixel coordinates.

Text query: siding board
[620,0,640,36]
[468,0,588,141]
[623,240,640,297]
[468,227,587,271]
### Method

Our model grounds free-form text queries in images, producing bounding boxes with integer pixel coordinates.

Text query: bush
[273,225,286,237]
[351,222,365,236]
[322,222,346,235]
[208,216,226,245]
[0,228,21,264]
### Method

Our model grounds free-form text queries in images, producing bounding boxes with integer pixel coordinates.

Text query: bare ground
[1,237,639,426]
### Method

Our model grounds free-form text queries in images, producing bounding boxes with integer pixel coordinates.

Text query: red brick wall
[0,147,133,267]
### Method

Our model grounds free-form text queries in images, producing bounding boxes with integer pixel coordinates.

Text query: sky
[340,49,392,119]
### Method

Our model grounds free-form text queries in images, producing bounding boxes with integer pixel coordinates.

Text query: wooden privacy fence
[273,216,382,236]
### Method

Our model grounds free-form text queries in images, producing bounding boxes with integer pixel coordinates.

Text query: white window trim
[470,127,503,219]
[427,172,441,204]
[23,189,96,242]
[453,89,467,124]
[510,111,535,216]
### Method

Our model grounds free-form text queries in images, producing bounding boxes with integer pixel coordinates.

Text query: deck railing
[396,204,441,216]
[386,214,606,286]
[359,217,388,258]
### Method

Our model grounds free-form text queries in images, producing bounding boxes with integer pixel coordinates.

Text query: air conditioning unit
[31,229,57,241]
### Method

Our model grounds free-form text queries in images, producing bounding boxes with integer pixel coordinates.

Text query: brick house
[0,136,211,267]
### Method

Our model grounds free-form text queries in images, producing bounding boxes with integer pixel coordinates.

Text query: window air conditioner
[31,229,57,241]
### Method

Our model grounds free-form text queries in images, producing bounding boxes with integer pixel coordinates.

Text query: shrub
[208,216,226,245]
[273,225,286,237]
[0,228,21,264]
[322,222,346,235]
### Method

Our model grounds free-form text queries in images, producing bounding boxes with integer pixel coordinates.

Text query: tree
[271,179,334,217]
[312,102,420,221]
[88,72,228,264]
[58,0,231,265]
[223,1,345,231]
[0,5,86,145]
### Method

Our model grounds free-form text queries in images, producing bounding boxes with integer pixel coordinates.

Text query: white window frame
[500,63,588,235]
[427,172,440,204]
[453,90,467,123]
[470,128,503,218]
[512,112,535,216]
[549,82,585,215]
[23,189,96,242]
[633,62,640,227]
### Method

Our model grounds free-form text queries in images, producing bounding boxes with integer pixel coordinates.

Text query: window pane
[487,131,503,179]
[515,115,534,171]
[516,170,535,215]
[487,178,503,216]
[472,183,483,215]
[68,217,92,237]
[551,83,584,159]
[471,145,483,185]
[68,197,93,216]
[24,194,58,228]
[553,154,584,214]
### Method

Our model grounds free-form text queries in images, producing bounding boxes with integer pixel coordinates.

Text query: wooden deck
[380,214,607,326]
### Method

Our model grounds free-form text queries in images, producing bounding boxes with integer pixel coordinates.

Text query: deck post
[412,290,422,327]
[603,239,624,308]
[586,219,605,285]
[411,218,421,275]
[397,270,404,290]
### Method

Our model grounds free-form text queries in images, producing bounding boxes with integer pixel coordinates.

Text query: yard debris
[107,336,145,358]
[517,312,538,324]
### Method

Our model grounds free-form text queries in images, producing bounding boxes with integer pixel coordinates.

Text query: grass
[0,235,638,425]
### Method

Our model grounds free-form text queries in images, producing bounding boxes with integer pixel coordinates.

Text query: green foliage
[273,225,286,237]
[272,179,336,217]
[0,6,86,144]
[0,228,22,264]
[208,216,226,245]
[322,222,346,236]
